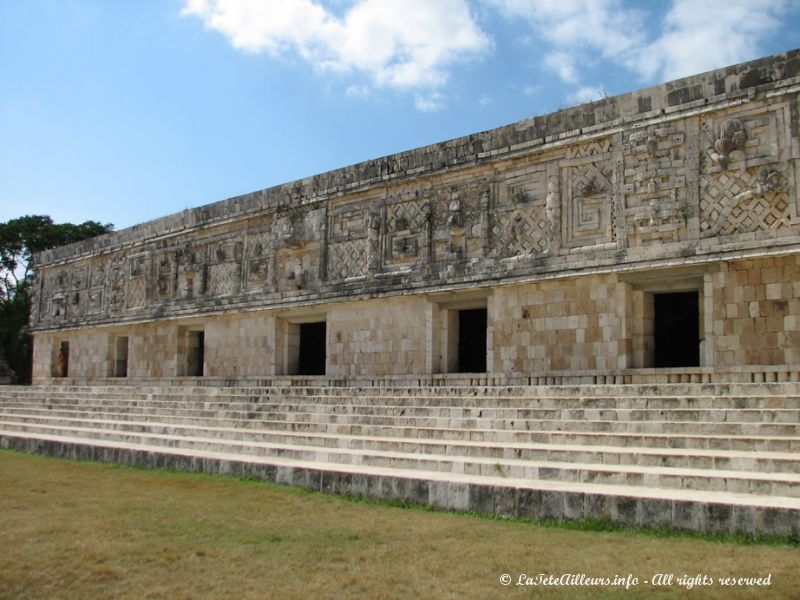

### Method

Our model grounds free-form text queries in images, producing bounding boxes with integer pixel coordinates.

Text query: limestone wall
[205,314,276,377]
[491,275,624,373]
[711,255,800,366]
[327,297,429,377]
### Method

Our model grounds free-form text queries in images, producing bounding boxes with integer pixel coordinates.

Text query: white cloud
[345,84,371,98]
[487,0,646,83]
[182,0,491,102]
[634,0,789,81]
[544,51,579,84]
[414,91,447,112]
[486,0,789,99]
[523,84,540,96]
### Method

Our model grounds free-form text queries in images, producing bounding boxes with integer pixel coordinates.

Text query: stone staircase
[1,382,798,537]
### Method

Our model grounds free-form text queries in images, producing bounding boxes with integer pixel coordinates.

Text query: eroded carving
[623,125,688,246]
[711,118,747,169]
[702,168,788,237]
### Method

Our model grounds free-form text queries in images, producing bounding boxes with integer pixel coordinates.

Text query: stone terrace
[1,382,798,536]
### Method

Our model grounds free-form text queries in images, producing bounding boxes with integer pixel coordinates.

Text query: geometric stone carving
[701,168,789,237]
[206,239,242,297]
[490,169,550,258]
[382,197,430,270]
[155,253,175,301]
[623,125,688,246]
[327,238,369,280]
[327,203,370,280]
[126,254,147,309]
[176,243,206,300]
[561,139,615,249]
[244,227,274,292]
[71,265,88,291]
[700,107,792,237]
[107,255,126,314]
[274,206,323,291]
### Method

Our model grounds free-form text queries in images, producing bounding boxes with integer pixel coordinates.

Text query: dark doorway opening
[187,330,205,376]
[298,322,326,375]
[115,336,129,377]
[458,308,487,373]
[654,291,700,367]
[55,341,70,378]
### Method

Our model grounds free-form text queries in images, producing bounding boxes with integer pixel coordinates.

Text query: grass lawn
[1,450,798,600]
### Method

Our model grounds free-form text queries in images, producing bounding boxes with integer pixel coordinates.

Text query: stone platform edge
[2,434,797,539]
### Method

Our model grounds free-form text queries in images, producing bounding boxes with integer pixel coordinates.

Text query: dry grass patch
[1,450,798,599]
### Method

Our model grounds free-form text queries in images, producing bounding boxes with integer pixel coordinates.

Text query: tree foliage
[0,215,114,383]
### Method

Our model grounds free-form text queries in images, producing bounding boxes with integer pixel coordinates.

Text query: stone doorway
[457,308,487,373]
[298,322,326,375]
[654,291,700,367]
[114,336,129,377]
[53,340,70,377]
[186,330,205,377]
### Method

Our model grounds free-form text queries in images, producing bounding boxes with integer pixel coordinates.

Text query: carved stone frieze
[623,125,689,245]
[206,239,243,298]
[381,192,432,271]
[126,254,148,309]
[700,106,793,236]
[432,182,486,264]
[701,168,789,237]
[327,202,371,280]
[25,53,800,332]
[561,139,615,249]
[176,243,206,300]
[244,224,274,292]
[489,169,552,258]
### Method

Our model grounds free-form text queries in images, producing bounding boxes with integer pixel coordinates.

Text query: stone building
[29,50,800,386]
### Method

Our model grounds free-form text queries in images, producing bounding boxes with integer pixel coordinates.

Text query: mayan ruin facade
[28,50,800,387]
[3,51,799,537]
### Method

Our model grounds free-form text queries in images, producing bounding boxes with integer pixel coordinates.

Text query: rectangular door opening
[187,330,205,377]
[458,308,487,373]
[298,322,326,375]
[114,336,129,377]
[54,341,70,378]
[654,291,700,368]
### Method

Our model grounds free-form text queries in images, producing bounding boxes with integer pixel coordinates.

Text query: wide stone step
[5,394,800,414]
[2,406,797,438]
[3,414,798,475]
[0,426,800,497]
[2,401,798,425]
[3,381,798,397]
[2,423,799,499]
[3,382,799,537]
[3,391,799,410]
[0,384,800,408]
[6,409,797,453]
[4,430,800,537]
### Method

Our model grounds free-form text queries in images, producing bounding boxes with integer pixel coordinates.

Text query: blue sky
[1,0,798,230]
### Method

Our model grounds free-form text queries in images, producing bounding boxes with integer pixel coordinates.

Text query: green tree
[0,215,114,383]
